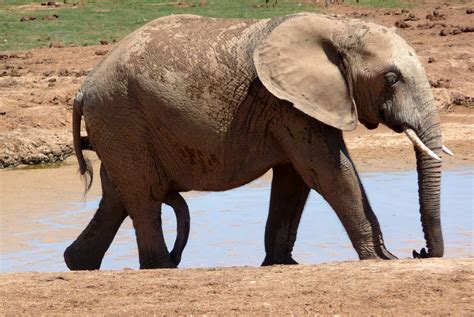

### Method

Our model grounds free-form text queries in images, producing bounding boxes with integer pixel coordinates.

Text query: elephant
[66,13,451,270]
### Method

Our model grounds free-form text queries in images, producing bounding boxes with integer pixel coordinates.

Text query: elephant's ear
[254,14,357,131]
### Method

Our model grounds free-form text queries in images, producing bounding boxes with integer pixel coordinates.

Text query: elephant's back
[108,15,270,138]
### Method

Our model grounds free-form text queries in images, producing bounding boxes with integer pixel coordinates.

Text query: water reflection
[1,168,472,272]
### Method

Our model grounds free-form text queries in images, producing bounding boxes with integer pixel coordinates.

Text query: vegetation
[0,0,406,51]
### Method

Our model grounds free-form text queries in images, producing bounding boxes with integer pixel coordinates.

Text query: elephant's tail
[73,89,93,194]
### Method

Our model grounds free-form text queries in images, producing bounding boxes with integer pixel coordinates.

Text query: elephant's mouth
[359,118,379,130]
[389,124,404,134]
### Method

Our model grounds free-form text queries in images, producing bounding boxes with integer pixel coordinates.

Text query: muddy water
[1,160,472,272]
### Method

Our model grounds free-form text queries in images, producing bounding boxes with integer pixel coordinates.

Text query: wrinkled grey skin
[66,13,443,269]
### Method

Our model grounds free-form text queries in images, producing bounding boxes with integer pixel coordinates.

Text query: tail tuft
[80,157,93,194]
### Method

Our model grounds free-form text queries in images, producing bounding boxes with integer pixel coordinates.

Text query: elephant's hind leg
[262,164,310,266]
[64,164,127,270]
[164,191,190,266]
[105,161,176,269]
[129,200,177,269]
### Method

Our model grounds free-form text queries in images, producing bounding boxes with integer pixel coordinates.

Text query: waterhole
[1,165,472,272]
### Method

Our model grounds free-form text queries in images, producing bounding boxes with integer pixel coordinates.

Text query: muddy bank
[1,2,473,168]
[1,259,472,315]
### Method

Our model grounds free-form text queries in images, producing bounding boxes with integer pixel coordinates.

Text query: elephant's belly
[176,165,271,192]
[161,139,284,192]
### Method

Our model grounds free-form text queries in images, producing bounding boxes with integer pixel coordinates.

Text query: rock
[94,49,108,56]
[42,70,54,77]
[42,14,59,21]
[428,57,435,63]
[75,69,89,77]
[417,23,430,29]
[439,29,449,36]
[461,26,474,32]
[48,78,56,82]
[0,53,9,59]
[99,39,109,45]
[20,16,36,22]
[58,69,69,76]
[427,10,446,21]
[51,96,61,104]
[11,69,21,77]
[49,42,64,48]
[430,78,451,88]
[23,52,33,59]
[450,92,472,107]
[395,20,411,29]
[451,28,462,35]
[466,8,473,14]
[401,8,409,13]
[405,14,419,21]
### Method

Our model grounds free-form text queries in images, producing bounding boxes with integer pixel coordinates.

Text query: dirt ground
[1,1,473,315]
[1,259,473,315]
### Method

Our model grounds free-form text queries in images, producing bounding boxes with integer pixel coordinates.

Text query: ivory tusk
[403,127,442,161]
[442,145,454,156]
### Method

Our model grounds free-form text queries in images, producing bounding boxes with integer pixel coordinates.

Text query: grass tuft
[1,0,408,51]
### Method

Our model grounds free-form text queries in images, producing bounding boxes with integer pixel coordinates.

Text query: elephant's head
[254,13,449,258]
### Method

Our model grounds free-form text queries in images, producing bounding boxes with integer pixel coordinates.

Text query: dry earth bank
[1,259,473,315]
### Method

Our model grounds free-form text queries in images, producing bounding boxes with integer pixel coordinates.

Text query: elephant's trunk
[413,115,444,258]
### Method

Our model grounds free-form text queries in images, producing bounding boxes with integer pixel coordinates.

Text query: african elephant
[67,13,450,270]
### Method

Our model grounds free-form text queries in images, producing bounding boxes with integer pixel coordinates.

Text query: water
[1,169,472,272]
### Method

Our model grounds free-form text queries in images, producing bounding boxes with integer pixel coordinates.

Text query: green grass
[0,0,408,51]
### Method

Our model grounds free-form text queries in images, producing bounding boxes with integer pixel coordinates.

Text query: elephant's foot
[139,253,177,269]
[358,244,397,260]
[261,254,299,266]
[64,243,103,271]
[413,248,432,259]
[379,248,397,260]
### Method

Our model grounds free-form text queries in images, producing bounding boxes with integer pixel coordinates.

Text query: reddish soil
[1,259,473,315]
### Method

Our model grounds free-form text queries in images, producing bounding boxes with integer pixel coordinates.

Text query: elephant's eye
[384,72,399,86]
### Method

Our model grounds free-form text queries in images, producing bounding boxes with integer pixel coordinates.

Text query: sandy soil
[1,259,473,315]
[1,2,473,315]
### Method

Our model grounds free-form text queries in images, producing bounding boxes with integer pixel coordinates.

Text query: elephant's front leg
[262,164,310,266]
[313,140,396,260]
[64,164,127,270]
